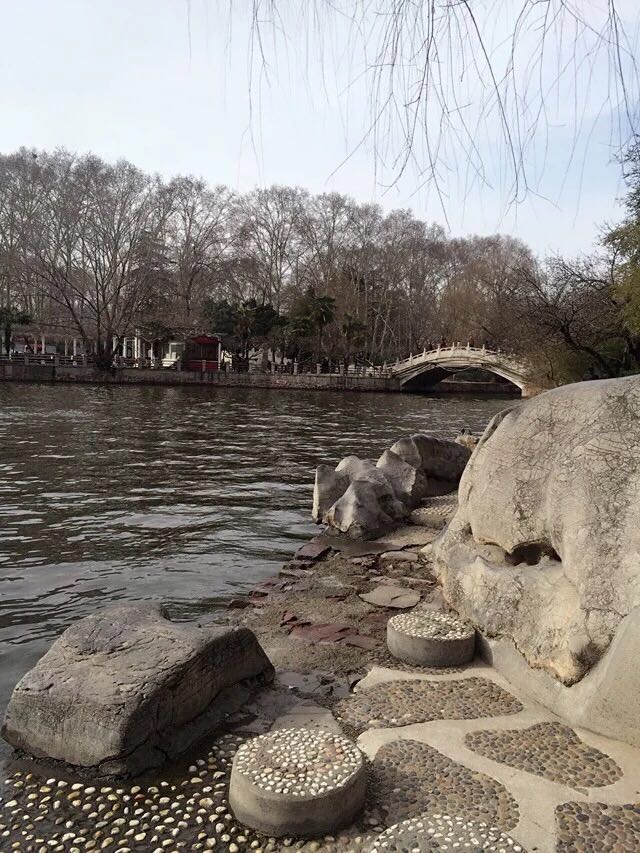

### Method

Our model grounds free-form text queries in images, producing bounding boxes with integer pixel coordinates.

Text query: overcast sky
[1,0,637,254]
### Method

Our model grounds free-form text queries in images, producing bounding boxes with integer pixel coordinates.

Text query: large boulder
[2,603,274,776]
[433,376,640,689]
[316,455,406,538]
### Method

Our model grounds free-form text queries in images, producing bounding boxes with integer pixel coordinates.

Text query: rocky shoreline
[0,499,458,853]
[4,375,640,851]
[3,493,640,851]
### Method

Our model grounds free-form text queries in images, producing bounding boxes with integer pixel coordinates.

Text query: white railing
[0,353,395,378]
[392,344,511,371]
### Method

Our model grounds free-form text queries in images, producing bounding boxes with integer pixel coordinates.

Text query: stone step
[229,727,366,837]
[386,609,475,667]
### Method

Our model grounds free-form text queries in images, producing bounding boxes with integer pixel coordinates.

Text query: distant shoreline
[0,363,519,396]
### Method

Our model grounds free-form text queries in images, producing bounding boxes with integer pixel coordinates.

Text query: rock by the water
[389,434,470,486]
[324,479,401,539]
[312,464,349,523]
[432,376,640,745]
[455,430,478,451]
[2,603,274,775]
[376,449,429,504]
[313,435,469,539]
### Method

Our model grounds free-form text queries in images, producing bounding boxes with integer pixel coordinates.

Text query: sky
[0,0,638,255]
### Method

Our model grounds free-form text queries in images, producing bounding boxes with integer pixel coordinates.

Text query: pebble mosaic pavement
[335,677,523,731]
[555,801,640,852]
[0,734,383,853]
[370,739,520,829]
[387,610,474,641]
[465,722,624,789]
[369,814,526,852]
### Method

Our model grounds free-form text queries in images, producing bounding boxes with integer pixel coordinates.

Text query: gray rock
[324,480,399,539]
[2,603,274,775]
[380,550,420,563]
[335,455,404,503]
[389,434,471,484]
[312,465,348,523]
[376,449,428,505]
[314,436,468,541]
[433,376,640,687]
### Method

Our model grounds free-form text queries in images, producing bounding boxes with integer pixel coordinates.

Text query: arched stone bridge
[390,345,534,396]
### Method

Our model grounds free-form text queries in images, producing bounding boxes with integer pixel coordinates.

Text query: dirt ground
[222,502,456,684]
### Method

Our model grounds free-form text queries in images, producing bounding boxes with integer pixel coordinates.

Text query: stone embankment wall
[0,362,401,393]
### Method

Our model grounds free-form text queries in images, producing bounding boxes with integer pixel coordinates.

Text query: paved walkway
[350,663,640,851]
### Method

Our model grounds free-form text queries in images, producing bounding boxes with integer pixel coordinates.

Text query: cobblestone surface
[0,734,381,853]
[465,722,623,789]
[555,801,640,852]
[370,813,526,852]
[335,677,523,731]
[370,739,520,829]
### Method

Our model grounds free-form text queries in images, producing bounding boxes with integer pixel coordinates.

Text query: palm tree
[341,313,368,368]
[306,289,336,364]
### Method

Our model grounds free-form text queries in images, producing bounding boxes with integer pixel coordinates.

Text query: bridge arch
[390,346,533,396]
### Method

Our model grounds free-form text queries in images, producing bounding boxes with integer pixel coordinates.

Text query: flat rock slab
[229,727,366,836]
[283,616,379,649]
[295,541,332,562]
[359,585,421,609]
[313,533,400,557]
[1,603,274,776]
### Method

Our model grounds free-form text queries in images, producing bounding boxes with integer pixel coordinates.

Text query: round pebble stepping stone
[369,813,525,851]
[228,727,367,837]
[387,610,475,666]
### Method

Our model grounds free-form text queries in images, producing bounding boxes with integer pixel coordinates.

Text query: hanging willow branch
[238,0,640,214]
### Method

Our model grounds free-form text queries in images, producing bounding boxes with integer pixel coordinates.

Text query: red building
[184,335,221,372]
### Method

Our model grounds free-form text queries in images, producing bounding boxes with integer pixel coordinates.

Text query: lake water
[0,383,508,763]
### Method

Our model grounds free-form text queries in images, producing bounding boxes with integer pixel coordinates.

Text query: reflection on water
[0,382,508,756]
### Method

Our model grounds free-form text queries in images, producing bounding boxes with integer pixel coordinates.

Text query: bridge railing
[392,344,511,370]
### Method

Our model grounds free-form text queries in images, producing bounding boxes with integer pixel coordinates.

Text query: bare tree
[17,150,170,368]
[233,186,307,312]
[164,177,234,327]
